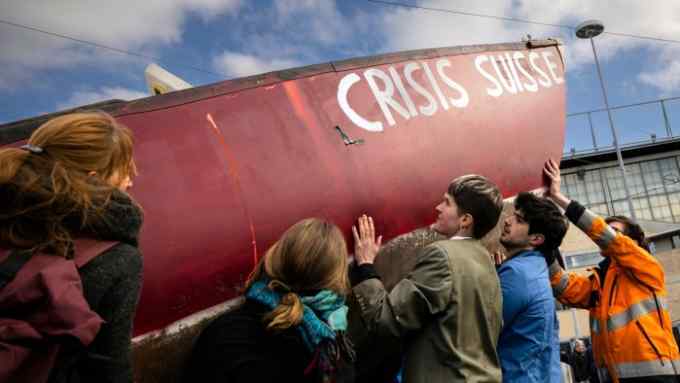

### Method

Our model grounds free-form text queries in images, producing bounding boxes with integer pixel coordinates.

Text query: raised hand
[543,158,570,209]
[352,215,382,265]
[492,250,506,266]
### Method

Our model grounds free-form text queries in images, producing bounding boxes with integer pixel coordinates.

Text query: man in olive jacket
[351,175,504,383]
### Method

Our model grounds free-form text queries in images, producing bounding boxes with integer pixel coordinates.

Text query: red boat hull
[0,40,566,337]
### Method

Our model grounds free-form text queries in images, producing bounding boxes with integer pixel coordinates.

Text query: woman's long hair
[245,218,349,331]
[0,112,137,257]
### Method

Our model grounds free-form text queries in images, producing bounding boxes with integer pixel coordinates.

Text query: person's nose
[123,176,133,191]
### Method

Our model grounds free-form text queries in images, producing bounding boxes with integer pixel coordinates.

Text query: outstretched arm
[543,159,664,291]
[351,216,452,338]
[543,158,571,209]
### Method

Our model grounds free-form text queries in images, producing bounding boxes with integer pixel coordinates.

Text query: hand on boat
[492,249,506,266]
[543,158,571,209]
[352,215,382,265]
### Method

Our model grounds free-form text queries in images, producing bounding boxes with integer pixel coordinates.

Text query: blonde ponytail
[244,218,349,332]
[265,291,304,331]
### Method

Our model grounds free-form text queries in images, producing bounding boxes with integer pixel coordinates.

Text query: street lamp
[575,20,637,220]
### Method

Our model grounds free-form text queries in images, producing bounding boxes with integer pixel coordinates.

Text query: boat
[0,38,566,382]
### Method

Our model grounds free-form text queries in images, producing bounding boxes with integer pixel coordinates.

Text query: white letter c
[337,73,383,132]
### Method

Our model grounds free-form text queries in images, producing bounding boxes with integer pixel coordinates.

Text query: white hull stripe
[132,296,245,344]
[607,296,667,332]
[616,358,680,378]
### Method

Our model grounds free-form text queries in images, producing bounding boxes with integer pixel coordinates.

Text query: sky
[1,0,680,153]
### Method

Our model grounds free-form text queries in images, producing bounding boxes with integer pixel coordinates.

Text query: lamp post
[575,20,637,220]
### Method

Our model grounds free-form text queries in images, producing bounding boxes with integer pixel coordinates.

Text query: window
[642,160,664,196]
[590,203,610,216]
[649,195,673,221]
[565,251,603,270]
[660,158,680,193]
[669,193,680,220]
[602,167,626,201]
[612,200,631,216]
[626,163,646,197]
[584,170,606,204]
[564,172,589,204]
[633,197,653,220]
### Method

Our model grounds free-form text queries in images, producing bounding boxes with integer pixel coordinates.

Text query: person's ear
[529,233,545,248]
[461,213,474,231]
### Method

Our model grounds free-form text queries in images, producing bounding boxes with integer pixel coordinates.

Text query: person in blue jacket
[496,192,568,382]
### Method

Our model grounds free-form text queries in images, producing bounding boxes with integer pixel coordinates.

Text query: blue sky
[1,0,680,153]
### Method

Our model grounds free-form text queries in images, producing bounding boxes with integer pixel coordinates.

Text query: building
[562,137,680,222]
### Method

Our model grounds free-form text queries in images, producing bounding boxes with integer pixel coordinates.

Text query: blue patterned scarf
[246,279,354,381]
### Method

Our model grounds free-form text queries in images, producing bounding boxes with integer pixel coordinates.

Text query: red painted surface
[3,41,566,336]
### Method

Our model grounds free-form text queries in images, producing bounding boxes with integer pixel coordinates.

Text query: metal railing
[563,96,680,157]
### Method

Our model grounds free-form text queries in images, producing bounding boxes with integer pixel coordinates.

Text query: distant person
[185,218,355,383]
[351,175,504,383]
[496,192,567,382]
[0,112,143,383]
[571,340,594,383]
[544,158,680,383]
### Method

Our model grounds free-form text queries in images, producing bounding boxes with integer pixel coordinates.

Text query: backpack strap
[0,239,118,290]
[72,239,119,268]
[0,249,32,290]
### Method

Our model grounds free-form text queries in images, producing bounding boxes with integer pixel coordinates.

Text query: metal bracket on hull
[335,125,364,146]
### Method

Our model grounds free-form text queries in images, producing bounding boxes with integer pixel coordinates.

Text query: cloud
[272,0,350,45]
[174,0,680,96]
[0,0,242,89]
[212,51,302,78]
[57,86,147,111]
[4,0,680,101]
[211,0,408,82]
[639,61,680,95]
[210,0,374,78]
[213,51,302,78]
[372,0,680,80]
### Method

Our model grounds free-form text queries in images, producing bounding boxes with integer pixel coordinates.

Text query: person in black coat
[185,218,355,383]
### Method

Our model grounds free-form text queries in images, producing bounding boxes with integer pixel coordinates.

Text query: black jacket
[185,299,354,383]
[69,192,144,383]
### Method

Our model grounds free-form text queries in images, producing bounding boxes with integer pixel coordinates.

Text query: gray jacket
[352,238,503,383]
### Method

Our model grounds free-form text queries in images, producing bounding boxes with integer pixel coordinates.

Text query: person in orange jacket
[543,158,680,383]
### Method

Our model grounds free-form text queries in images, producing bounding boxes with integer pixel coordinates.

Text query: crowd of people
[1,112,679,383]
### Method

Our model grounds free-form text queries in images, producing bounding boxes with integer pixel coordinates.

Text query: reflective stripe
[594,227,616,249]
[607,296,668,332]
[576,209,595,231]
[591,317,600,335]
[616,358,680,378]
[554,273,569,296]
[596,367,610,382]
[577,209,616,249]
[548,260,561,276]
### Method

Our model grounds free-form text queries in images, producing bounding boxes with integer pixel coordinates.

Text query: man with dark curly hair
[496,191,568,382]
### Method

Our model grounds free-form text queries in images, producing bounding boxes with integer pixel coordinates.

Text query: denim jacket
[497,250,561,382]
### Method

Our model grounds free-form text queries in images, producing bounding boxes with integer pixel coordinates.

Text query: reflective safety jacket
[550,200,680,382]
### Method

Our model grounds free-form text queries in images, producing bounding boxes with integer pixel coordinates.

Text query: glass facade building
[562,153,680,223]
